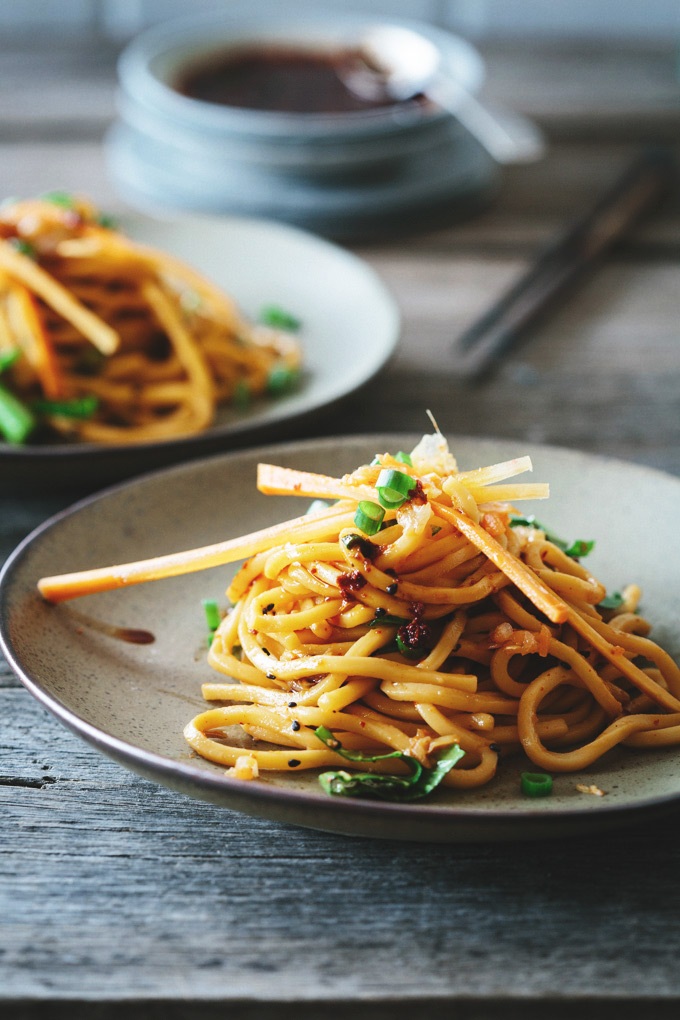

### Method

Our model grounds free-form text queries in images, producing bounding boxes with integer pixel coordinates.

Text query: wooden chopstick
[450,147,676,379]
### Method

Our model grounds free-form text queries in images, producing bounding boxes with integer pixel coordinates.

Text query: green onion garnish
[521,772,553,797]
[370,455,382,466]
[259,305,301,332]
[0,348,21,374]
[509,514,594,559]
[267,365,299,395]
[315,726,464,801]
[395,451,413,466]
[306,499,330,515]
[9,238,36,259]
[233,380,251,408]
[40,190,74,208]
[202,598,221,634]
[354,500,385,536]
[598,592,625,611]
[32,395,99,420]
[376,468,416,509]
[0,381,37,444]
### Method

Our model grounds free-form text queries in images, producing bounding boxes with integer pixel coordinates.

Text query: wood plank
[2,688,680,1007]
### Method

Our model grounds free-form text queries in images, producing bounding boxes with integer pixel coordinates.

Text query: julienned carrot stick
[257,464,377,503]
[13,286,63,399]
[432,503,569,624]
[37,506,353,604]
[0,240,120,355]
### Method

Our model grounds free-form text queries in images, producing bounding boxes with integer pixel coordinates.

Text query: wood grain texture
[2,689,680,1009]
[2,37,680,1016]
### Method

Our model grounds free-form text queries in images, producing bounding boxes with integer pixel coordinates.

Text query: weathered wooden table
[2,38,680,1019]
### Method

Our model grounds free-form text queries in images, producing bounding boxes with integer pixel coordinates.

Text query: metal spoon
[346,25,545,165]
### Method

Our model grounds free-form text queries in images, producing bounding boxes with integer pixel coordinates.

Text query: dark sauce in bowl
[174,46,424,114]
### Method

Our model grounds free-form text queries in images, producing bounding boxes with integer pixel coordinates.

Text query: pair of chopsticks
[451,147,677,378]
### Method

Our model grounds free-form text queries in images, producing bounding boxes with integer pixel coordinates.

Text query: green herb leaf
[598,591,625,610]
[315,726,464,801]
[509,514,594,558]
[202,598,221,633]
[564,539,595,558]
[367,613,409,629]
[260,305,301,331]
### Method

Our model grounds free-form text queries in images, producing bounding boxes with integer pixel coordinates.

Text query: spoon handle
[430,79,545,165]
[450,147,676,379]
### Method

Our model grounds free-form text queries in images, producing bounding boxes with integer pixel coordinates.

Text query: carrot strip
[37,506,353,604]
[257,463,377,503]
[432,503,569,624]
[0,240,119,355]
[10,286,63,398]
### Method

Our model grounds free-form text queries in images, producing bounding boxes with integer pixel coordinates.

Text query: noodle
[0,195,300,444]
[37,433,680,796]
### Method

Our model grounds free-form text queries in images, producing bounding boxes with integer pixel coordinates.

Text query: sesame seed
[291,721,301,732]
[288,759,301,767]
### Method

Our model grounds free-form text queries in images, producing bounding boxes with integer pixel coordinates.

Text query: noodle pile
[37,434,680,796]
[0,194,300,444]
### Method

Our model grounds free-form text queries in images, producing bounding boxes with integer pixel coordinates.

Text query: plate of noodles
[0,194,399,490]
[2,432,680,842]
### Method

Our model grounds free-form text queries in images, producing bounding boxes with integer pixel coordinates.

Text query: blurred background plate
[0,211,400,493]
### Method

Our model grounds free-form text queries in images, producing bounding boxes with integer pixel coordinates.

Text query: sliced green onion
[267,365,299,395]
[395,451,413,466]
[202,598,221,633]
[521,772,553,797]
[0,381,37,444]
[259,305,301,331]
[233,380,251,408]
[33,395,99,420]
[598,592,625,611]
[370,455,382,467]
[376,468,416,509]
[40,190,74,208]
[9,238,36,259]
[354,500,384,536]
[306,499,330,515]
[0,348,21,374]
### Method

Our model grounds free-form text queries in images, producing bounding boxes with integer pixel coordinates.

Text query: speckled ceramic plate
[0,213,399,492]
[2,434,680,841]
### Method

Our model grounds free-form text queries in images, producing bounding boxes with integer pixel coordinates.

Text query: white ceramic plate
[2,435,680,841]
[1,213,399,491]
